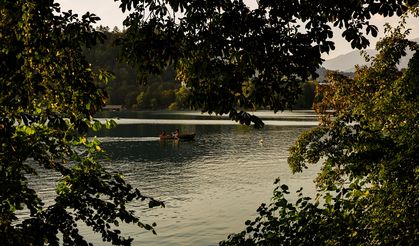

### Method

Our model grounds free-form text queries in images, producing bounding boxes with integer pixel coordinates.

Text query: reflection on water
[29,111,321,245]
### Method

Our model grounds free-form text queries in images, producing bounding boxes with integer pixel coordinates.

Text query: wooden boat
[177,133,195,141]
[159,133,195,141]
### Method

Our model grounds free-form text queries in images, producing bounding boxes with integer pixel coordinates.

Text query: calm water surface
[31,111,321,245]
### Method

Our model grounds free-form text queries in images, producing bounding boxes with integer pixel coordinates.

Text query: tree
[83,27,139,107]
[0,1,163,245]
[83,29,182,110]
[293,81,317,109]
[220,18,419,245]
[133,67,178,110]
[169,86,192,110]
[116,0,419,128]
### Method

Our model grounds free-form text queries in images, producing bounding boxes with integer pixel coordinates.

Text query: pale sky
[57,0,418,59]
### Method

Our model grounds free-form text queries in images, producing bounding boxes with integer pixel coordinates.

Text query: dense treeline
[83,26,188,110]
[83,27,318,110]
[83,26,138,108]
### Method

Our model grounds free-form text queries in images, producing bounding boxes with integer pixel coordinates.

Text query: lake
[30,111,321,245]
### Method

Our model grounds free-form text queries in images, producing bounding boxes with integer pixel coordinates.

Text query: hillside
[323,37,419,72]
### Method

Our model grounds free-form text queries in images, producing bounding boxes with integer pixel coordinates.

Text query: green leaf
[105,119,117,129]
[92,120,102,132]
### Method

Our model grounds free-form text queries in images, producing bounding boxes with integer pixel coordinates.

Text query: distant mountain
[322,37,419,72]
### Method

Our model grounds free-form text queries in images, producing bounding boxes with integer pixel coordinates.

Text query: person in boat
[172,129,180,139]
[160,131,168,140]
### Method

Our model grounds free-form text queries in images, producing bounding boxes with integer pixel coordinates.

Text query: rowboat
[177,133,196,140]
[159,133,195,141]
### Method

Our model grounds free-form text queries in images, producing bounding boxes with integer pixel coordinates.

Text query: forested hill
[84,27,335,110]
[83,26,186,110]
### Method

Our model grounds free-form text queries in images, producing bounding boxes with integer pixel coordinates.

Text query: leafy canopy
[117,0,418,128]
[221,16,419,245]
[0,1,163,245]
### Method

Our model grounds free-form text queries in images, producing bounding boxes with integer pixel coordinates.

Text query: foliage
[293,81,317,109]
[83,26,139,108]
[116,0,418,128]
[134,66,179,110]
[169,86,192,110]
[0,1,163,245]
[83,26,318,111]
[83,29,189,110]
[83,27,315,111]
[220,18,419,245]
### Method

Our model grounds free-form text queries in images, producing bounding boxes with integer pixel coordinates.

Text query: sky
[57,0,419,59]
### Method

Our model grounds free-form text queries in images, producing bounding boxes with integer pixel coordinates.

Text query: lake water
[30,111,321,245]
